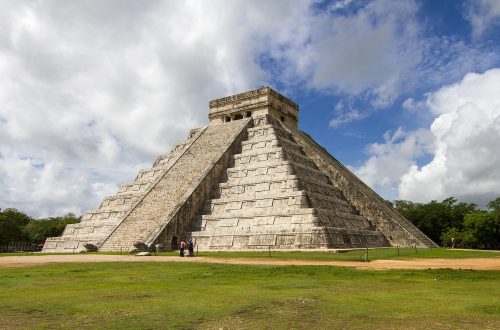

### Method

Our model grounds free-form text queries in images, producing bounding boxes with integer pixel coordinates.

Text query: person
[451,237,455,249]
[179,240,186,257]
[188,240,194,257]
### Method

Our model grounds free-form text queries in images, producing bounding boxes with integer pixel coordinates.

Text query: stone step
[43,237,99,252]
[118,182,151,194]
[298,179,342,197]
[246,124,275,133]
[201,207,316,220]
[64,219,121,231]
[224,173,339,196]
[191,214,317,232]
[305,195,353,214]
[226,159,288,172]
[188,229,332,250]
[282,148,318,169]
[99,195,138,208]
[247,122,290,137]
[241,135,279,149]
[233,149,284,166]
[237,144,283,158]
[207,190,307,206]
[89,203,131,213]
[315,208,369,223]
[190,224,326,238]
[278,140,305,156]
[218,173,298,188]
[135,167,166,181]
[152,154,175,167]
[123,175,161,186]
[206,193,309,215]
[304,191,348,206]
[82,210,125,221]
[325,228,389,248]
[114,188,144,198]
[226,163,291,179]
[213,184,300,200]
[241,132,281,145]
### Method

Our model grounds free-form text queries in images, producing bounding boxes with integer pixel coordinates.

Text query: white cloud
[400,69,500,204]
[465,0,500,38]
[1,0,499,217]
[0,0,312,217]
[354,127,434,199]
[329,98,368,128]
[303,0,422,105]
[355,68,500,205]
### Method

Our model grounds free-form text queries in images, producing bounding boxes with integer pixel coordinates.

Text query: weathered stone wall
[290,129,437,248]
[99,118,251,252]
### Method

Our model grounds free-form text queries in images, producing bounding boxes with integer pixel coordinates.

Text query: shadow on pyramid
[43,87,437,253]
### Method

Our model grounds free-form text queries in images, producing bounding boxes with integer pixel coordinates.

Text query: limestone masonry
[43,87,437,253]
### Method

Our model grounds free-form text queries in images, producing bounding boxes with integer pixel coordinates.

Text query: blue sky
[1,0,500,217]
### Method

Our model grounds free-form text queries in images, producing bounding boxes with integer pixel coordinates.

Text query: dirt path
[1,254,499,270]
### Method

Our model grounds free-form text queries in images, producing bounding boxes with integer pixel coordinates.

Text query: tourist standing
[188,240,194,257]
[179,240,186,257]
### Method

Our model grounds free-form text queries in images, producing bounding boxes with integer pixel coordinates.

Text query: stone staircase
[184,116,389,250]
[98,119,251,252]
[42,128,205,253]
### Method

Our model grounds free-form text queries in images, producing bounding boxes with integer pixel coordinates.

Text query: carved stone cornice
[209,86,299,111]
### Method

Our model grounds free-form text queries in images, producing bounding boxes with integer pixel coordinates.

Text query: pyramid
[43,87,436,253]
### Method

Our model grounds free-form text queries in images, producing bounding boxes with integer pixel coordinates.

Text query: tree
[487,197,500,213]
[0,208,32,244]
[23,213,80,242]
[441,227,463,247]
[394,197,479,246]
[462,212,499,249]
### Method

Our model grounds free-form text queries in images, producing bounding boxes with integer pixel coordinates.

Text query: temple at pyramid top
[209,87,299,130]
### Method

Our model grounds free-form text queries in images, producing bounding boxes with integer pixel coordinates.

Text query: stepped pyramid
[43,87,436,253]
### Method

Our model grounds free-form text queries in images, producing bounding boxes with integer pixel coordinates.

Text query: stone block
[210,236,234,247]
[248,235,276,246]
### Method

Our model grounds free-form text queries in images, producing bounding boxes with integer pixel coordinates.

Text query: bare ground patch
[0,254,499,270]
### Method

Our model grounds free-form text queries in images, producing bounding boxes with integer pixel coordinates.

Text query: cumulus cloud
[0,0,311,217]
[354,128,434,199]
[355,68,500,205]
[1,0,499,217]
[301,0,422,105]
[296,0,499,128]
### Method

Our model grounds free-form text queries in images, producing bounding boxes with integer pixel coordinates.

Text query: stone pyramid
[43,87,436,253]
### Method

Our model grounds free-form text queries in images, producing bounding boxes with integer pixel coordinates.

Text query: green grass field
[1,259,499,329]
[187,247,500,261]
[2,247,499,260]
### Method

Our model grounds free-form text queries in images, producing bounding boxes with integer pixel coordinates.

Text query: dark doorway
[234,114,243,120]
[171,236,178,250]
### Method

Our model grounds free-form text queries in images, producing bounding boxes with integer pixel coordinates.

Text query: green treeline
[390,197,500,249]
[1,197,499,249]
[0,208,80,245]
